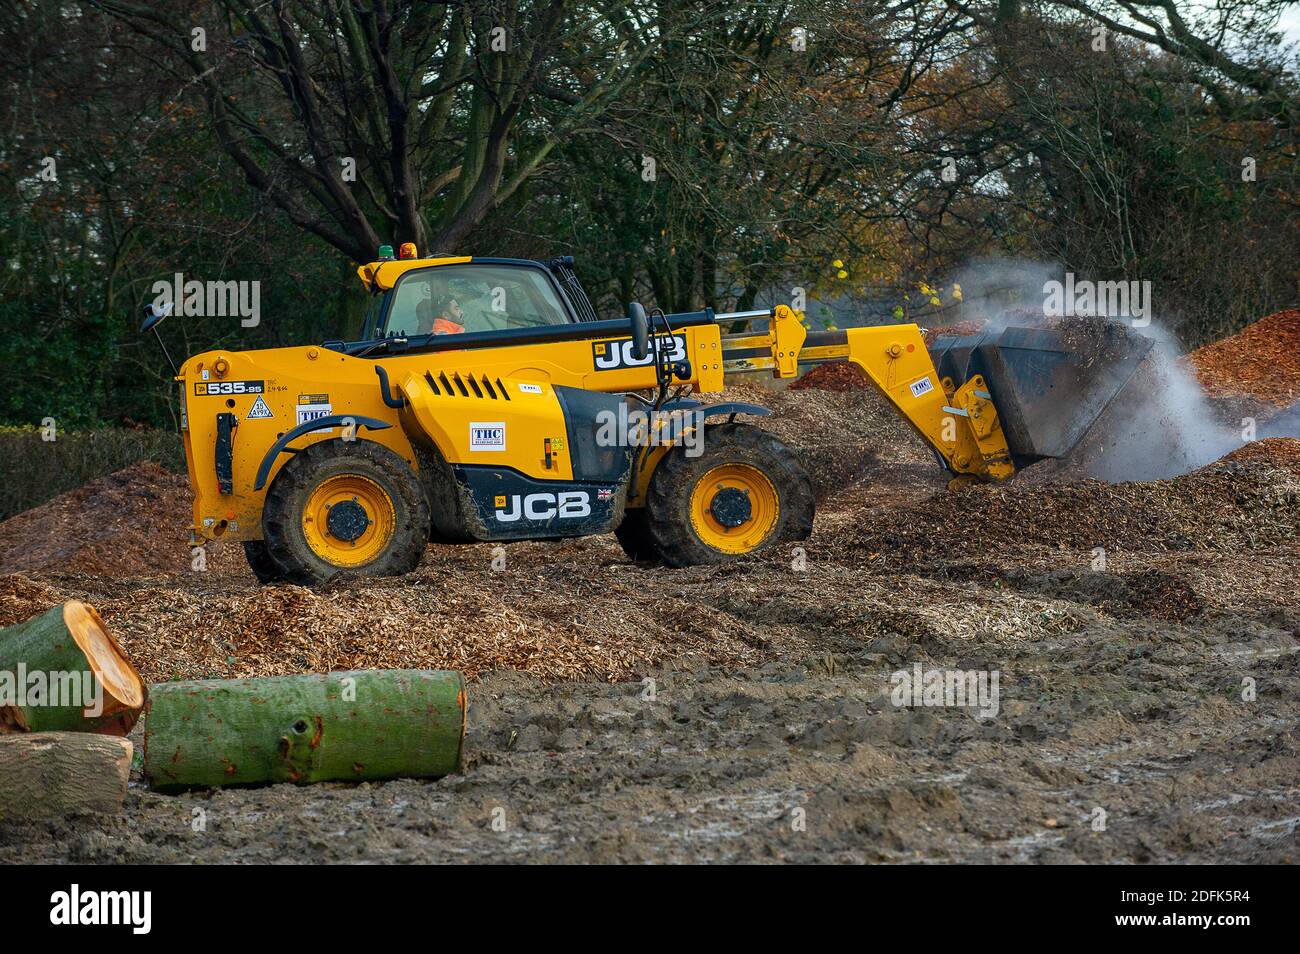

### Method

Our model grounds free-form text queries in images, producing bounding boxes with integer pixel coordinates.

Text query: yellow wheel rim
[688,464,780,554]
[301,475,396,567]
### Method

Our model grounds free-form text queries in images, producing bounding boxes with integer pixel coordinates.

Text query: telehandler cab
[144,246,1152,585]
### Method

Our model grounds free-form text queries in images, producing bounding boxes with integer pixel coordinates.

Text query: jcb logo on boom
[592,335,686,371]
[494,491,591,523]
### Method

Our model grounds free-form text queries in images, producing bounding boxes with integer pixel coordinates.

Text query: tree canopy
[1,0,1295,426]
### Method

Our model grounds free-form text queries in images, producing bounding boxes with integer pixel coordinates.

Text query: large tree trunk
[0,601,145,735]
[144,669,466,792]
[0,732,133,820]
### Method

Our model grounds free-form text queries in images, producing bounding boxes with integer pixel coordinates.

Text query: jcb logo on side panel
[592,335,686,371]
[494,492,591,522]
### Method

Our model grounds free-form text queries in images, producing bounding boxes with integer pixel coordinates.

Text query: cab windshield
[381,263,571,337]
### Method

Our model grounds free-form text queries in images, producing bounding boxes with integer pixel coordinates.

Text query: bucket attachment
[929,321,1155,462]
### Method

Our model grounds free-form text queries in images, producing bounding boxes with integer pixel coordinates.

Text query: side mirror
[627,302,649,360]
[139,300,175,334]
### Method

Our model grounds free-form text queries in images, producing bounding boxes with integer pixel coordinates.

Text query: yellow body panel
[356,255,472,290]
[717,315,1014,481]
[180,322,727,542]
[398,370,575,481]
[841,324,1012,479]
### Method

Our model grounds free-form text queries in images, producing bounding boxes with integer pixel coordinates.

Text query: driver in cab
[415,292,465,335]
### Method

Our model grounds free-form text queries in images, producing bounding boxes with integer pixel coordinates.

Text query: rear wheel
[262,440,430,586]
[643,423,813,567]
[242,540,286,585]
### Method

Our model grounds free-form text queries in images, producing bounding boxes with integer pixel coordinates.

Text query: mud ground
[1,413,1296,862]
[16,628,1299,864]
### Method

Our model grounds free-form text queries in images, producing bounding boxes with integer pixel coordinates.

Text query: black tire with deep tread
[614,508,660,561]
[643,423,814,567]
[261,439,430,586]
[242,540,287,585]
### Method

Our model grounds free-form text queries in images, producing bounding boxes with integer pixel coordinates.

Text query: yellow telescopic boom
[719,306,1014,482]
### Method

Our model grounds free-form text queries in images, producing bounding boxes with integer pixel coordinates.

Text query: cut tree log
[0,601,145,735]
[144,669,466,792]
[0,732,133,821]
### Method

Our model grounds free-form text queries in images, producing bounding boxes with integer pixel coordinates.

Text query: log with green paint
[0,601,146,735]
[143,669,466,791]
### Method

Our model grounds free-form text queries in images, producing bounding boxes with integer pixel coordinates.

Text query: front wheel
[614,508,660,561]
[643,423,813,567]
[261,439,430,586]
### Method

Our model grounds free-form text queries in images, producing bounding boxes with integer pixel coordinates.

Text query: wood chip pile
[789,362,870,392]
[923,319,987,345]
[1189,307,1300,406]
[0,463,235,578]
[843,441,1299,564]
[0,550,779,684]
[1217,436,1300,474]
[0,309,1296,686]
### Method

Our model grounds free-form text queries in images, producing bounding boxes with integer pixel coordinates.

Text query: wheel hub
[709,487,752,528]
[301,474,396,568]
[688,462,781,555]
[325,498,371,542]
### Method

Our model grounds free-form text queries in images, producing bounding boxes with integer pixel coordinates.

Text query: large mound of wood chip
[1189,308,1300,406]
[0,463,209,577]
[843,441,1299,563]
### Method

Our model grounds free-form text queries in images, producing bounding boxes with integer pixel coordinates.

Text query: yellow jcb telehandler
[141,247,1152,584]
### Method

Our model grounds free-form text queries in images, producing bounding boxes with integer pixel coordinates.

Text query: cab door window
[383,264,571,337]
